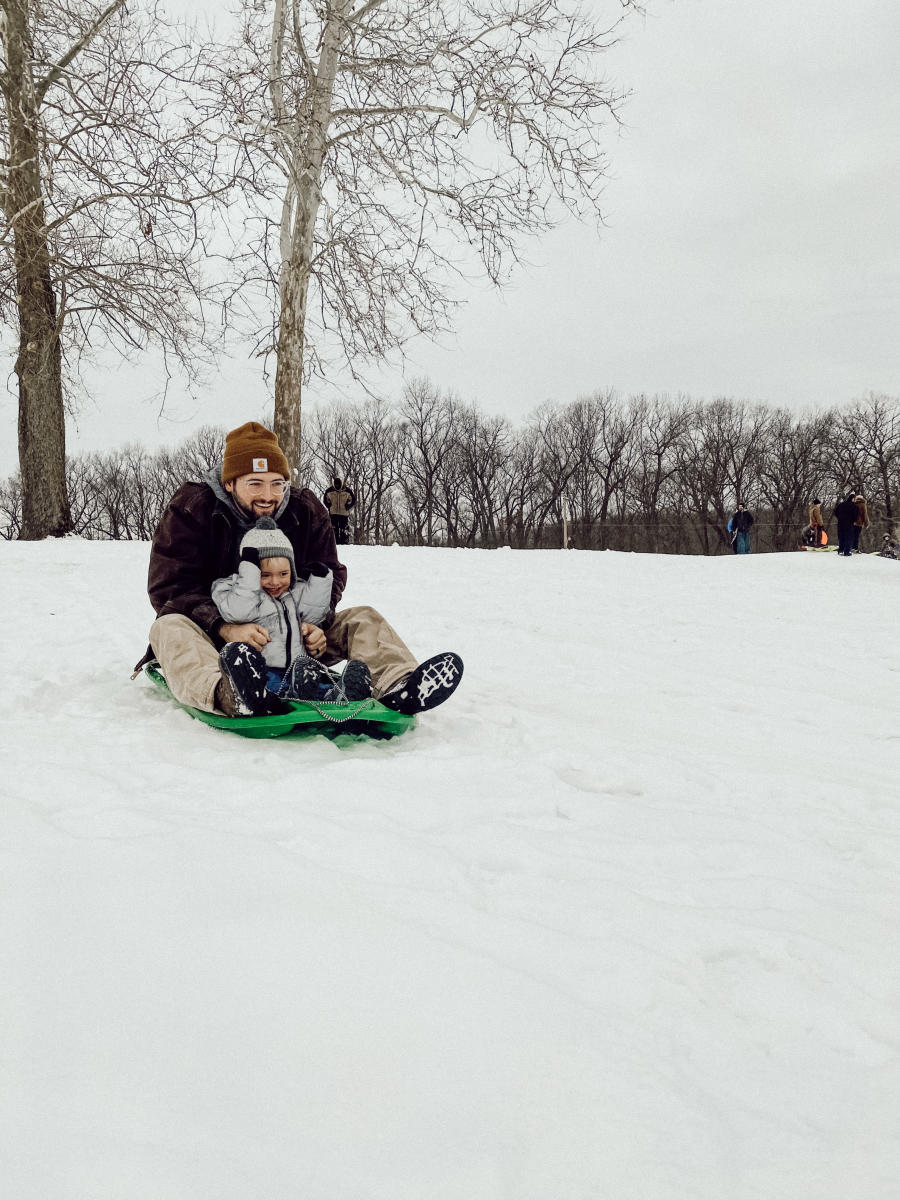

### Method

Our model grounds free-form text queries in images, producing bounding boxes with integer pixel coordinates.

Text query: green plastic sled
[146,663,415,742]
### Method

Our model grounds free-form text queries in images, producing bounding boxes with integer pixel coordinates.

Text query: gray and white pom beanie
[240,518,296,581]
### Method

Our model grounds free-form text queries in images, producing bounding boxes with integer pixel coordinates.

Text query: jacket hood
[204,466,291,528]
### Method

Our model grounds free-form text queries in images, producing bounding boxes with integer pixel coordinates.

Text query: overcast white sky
[2,0,899,475]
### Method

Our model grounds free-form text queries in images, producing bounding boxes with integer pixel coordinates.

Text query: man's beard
[235,496,277,518]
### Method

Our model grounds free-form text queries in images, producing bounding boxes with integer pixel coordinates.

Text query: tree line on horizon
[2,383,898,553]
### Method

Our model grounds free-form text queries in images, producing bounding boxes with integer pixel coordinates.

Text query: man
[137,421,462,718]
[323,475,355,545]
[729,502,754,554]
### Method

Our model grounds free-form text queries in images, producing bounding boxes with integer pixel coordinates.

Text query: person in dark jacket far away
[833,489,860,557]
[137,422,462,718]
[323,476,356,545]
[730,503,754,554]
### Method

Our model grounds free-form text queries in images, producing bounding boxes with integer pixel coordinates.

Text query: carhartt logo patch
[252,457,268,472]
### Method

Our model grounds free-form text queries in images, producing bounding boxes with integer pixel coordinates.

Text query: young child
[212,518,371,704]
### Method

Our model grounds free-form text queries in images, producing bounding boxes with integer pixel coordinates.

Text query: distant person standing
[808,498,826,547]
[833,490,858,557]
[730,503,754,554]
[323,476,356,545]
[852,492,869,552]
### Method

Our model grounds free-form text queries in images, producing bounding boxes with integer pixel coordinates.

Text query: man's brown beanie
[221,421,290,485]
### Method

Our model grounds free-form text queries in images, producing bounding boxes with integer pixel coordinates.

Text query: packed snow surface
[2,541,899,1199]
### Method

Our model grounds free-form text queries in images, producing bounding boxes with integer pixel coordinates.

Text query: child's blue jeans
[267,663,334,701]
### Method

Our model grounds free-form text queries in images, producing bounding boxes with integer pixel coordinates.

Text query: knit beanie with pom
[239,518,296,582]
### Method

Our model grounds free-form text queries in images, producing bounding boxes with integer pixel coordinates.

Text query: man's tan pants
[150,607,418,714]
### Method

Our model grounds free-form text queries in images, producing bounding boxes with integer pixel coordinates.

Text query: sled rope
[303,697,377,723]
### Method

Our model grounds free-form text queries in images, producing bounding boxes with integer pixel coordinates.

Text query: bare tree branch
[34,0,127,105]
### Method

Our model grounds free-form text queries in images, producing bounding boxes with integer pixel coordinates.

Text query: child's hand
[301,622,326,657]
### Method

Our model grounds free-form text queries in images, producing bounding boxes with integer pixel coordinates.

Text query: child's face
[260,557,291,599]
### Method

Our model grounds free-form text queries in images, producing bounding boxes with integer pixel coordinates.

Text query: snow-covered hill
[2,541,898,1199]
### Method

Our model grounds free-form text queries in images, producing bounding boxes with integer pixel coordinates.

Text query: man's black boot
[380,652,463,715]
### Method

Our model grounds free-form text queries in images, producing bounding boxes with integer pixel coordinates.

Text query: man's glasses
[244,480,288,495]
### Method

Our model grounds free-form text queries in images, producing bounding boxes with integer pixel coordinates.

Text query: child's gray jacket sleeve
[289,568,333,628]
[211,560,269,623]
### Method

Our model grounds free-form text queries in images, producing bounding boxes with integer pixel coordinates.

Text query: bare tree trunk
[271,1,344,475]
[273,255,309,476]
[4,0,72,537]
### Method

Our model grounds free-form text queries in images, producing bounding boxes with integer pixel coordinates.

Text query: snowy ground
[2,540,899,1199]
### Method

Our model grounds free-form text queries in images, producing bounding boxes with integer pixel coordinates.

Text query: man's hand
[220,622,270,651]
[301,622,326,657]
